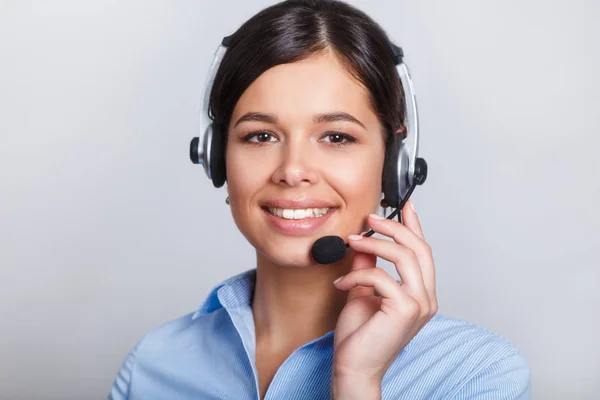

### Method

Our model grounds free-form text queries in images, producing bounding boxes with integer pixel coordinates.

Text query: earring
[380,199,389,218]
[225,196,230,205]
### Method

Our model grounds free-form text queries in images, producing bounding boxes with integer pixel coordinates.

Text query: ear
[396,125,407,140]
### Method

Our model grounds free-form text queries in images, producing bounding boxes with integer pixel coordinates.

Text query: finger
[346,249,376,301]
[366,214,436,299]
[402,200,425,240]
[334,267,404,303]
[347,235,428,302]
[368,213,427,258]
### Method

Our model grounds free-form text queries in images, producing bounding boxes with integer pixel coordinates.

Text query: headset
[190,34,428,264]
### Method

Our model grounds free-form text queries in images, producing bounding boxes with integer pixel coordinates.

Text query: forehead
[230,52,380,130]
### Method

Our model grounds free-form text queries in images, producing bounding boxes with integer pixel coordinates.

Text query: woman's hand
[331,200,438,400]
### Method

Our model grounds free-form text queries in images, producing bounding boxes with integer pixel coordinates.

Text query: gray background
[1,0,598,399]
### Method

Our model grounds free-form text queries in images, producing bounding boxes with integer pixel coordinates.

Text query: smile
[266,207,331,219]
[261,201,337,235]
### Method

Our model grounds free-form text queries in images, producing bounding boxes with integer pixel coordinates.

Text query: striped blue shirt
[108,269,530,399]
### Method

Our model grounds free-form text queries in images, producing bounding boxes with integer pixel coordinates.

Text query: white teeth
[268,207,330,219]
[283,209,295,219]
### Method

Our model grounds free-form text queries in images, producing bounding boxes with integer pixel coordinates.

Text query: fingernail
[333,276,344,285]
[348,234,363,241]
[409,200,416,213]
[369,213,385,220]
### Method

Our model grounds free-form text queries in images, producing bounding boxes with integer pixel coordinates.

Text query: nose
[271,137,319,188]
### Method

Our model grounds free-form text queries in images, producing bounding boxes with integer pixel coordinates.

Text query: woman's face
[225,51,386,267]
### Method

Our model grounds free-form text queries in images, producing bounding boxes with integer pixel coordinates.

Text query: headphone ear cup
[208,124,227,188]
[382,133,401,209]
[396,145,410,206]
[383,133,412,209]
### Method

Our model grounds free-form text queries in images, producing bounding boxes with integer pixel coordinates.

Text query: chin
[256,236,320,268]
[233,205,362,268]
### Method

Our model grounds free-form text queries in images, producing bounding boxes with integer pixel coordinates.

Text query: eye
[320,131,358,146]
[242,130,278,144]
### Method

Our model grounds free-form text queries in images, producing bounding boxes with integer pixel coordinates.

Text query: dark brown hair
[209,0,405,179]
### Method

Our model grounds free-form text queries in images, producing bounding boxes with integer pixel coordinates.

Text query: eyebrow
[233,111,366,129]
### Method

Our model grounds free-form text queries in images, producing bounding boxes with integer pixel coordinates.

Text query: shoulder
[108,310,233,400]
[108,270,257,399]
[106,313,192,399]
[410,313,524,358]
[124,306,234,361]
[383,314,530,399]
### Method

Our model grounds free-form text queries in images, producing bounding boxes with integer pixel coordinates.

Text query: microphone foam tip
[311,236,346,264]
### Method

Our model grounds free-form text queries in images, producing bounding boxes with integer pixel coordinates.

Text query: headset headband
[191,36,426,207]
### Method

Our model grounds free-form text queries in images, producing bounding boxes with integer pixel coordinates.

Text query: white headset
[190,37,427,210]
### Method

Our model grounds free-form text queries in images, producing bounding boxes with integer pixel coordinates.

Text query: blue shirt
[108,269,530,399]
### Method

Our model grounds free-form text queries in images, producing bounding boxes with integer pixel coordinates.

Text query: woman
[109,1,529,399]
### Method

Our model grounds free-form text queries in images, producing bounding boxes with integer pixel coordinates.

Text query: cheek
[224,150,262,243]
[326,149,385,211]
[225,145,270,199]
[224,144,278,237]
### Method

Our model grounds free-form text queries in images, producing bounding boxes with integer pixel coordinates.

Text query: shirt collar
[192,268,257,319]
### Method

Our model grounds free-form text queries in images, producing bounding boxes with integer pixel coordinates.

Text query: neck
[251,252,351,351]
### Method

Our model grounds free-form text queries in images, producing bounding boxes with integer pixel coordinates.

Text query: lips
[262,199,337,209]
[261,199,338,235]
